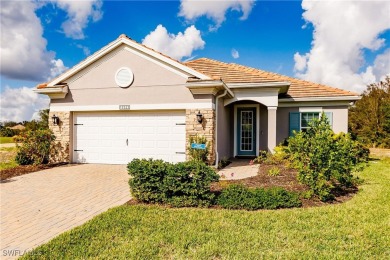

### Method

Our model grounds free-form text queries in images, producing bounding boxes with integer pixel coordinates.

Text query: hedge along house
[35,34,360,165]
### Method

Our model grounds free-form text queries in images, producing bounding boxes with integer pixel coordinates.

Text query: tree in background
[24,109,49,131]
[349,77,390,148]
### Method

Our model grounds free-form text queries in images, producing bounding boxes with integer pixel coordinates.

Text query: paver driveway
[0,164,130,259]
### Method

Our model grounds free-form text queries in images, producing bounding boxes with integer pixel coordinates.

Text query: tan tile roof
[184,58,358,98]
[36,34,358,99]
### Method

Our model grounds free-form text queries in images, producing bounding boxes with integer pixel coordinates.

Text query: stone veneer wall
[49,111,71,163]
[185,109,215,164]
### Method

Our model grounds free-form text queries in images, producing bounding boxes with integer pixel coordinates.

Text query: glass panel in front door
[241,111,253,151]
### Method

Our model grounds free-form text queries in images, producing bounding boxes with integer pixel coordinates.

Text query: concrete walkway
[0,164,130,259]
[217,159,259,180]
[0,143,16,148]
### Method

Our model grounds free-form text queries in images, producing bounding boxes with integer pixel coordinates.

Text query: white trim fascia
[47,38,210,86]
[227,82,290,88]
[279,96,360,102]
[299,107,323,113]
[227,82,290,94]
[34,86,68,99]
[278,101,352,107]
[50,103,215,112]
[233,104,260,157]
[186,80,234,98]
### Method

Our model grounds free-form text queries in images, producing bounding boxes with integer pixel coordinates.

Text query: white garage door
[73,111,186,164]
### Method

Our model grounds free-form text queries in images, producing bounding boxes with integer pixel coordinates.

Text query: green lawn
[23,159,390,259]
[0,147,18,170]
[0,136,14,144]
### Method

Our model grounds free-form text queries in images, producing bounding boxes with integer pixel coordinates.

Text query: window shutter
[289,112,300,136]
[324,112,333,128]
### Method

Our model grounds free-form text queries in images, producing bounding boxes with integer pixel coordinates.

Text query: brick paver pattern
[0,164,130,259]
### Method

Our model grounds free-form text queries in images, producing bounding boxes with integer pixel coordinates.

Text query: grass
[0,147,18,170]
[23,159,390,259]
[0,161,18,171]
[0,136,14,144]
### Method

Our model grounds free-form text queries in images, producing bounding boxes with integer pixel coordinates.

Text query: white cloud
[293,52,309,72]
[371,48,390,81]
[76,44,91,56]
[0,1,69,82]
[231,48,240,59]
[142,25,205,60]
[49,59,68,80]
[0,86,49,122]
[179,0,255,30]
[294,0,390,93]
[53,0,103,39]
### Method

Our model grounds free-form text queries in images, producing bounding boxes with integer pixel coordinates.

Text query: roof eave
[278,96,361,102]
[34,85,68,99]
[226,82,290,94]
[186,80,234,98]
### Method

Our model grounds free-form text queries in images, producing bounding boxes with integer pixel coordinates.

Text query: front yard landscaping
[22,158,390,259]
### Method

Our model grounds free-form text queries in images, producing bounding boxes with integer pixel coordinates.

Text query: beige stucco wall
[323,106,349,133]
[216,101,232,161]
[276,107,299,145]
[276,106,349,145]
[51,45,211,107]
[259,104,268,150]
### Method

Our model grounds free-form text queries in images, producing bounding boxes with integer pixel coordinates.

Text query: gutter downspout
[214,88,229,168]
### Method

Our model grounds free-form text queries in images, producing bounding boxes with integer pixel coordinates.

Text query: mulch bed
[0,163,68,181]
[211,163,358,208]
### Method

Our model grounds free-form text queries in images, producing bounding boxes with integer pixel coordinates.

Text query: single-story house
[7,124,26,131]
[35,34,360,165]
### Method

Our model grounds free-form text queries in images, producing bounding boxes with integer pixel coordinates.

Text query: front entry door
[237,107,256,156]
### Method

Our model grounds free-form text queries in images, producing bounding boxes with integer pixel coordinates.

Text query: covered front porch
[186,79,290,165]
[216,100,278,160]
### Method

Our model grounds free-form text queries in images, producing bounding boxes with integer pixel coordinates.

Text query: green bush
[163,160,219,207]
[217,184,301,210]
[287,113,369,201]
[128,159,219,207]
[268,167,281,176]
[15,129,55,165]
[128,159,169,203]
[0,127,20,137]
[188,135,209,163]
[254,147,289,166]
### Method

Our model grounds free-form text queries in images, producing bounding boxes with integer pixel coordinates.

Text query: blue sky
[1,0,389,122]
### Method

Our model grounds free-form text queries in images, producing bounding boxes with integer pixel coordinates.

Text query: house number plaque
[119,105,131,110]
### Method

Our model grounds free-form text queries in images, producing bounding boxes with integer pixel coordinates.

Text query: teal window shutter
[324,112,333,128]
[289,112,300,136]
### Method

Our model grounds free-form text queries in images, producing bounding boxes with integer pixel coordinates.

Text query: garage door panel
[73,111,186,164]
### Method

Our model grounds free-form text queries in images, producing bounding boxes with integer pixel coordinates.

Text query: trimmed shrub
[217,184,301,210]
[128,159,219,207]
[15,129,55,165]
[163,160,219,207]
[286,113,369,201]
[128,159,169,203]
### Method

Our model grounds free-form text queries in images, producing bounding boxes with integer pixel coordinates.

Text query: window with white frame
[300,112,320,132]
[289,111,332,136]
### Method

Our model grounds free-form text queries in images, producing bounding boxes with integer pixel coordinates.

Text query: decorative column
[49,111,71,163]
[185,109,215,164]
[267,106,277,153]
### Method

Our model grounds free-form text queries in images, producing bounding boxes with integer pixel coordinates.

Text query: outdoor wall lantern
[52,114,60,126]
[196,111,203,123]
